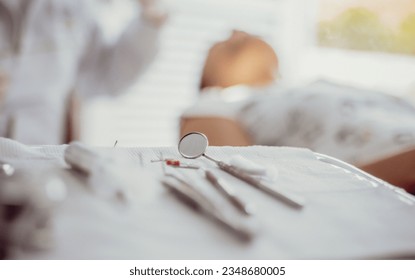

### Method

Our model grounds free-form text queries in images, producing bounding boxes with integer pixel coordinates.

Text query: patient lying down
[184,30,415,193]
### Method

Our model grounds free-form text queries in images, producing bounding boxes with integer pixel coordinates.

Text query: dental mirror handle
[212,160,304,209]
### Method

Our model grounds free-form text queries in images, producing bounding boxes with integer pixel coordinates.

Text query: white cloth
[0,0,160,145]
[184,81,415,165]
[1,138,415,259]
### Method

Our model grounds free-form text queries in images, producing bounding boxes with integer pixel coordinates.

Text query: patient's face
[200,31,279,89]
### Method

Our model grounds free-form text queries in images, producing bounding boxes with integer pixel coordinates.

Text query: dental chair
[179,115,415,194]
[180,115,253,146]
[359,148,415,194]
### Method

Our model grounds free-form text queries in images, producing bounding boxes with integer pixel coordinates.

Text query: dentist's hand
[138,0,168,27]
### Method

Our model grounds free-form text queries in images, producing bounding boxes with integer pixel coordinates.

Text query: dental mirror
[178,132,222,164]
[178,132,209,159]
[178,132,252,215]
[178,132,305,208]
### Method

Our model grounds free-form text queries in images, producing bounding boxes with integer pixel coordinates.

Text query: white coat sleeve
[76,8,160,98]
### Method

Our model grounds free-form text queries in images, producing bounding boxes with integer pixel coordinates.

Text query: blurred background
[80,0,415,147]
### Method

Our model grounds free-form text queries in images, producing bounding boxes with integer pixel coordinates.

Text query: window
[318,0,415,56]
[296,0,415,94]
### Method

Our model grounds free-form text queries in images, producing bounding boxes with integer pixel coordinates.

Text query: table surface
[1,140,415,260]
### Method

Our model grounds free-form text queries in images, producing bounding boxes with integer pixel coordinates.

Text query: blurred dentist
[0,0,167,144]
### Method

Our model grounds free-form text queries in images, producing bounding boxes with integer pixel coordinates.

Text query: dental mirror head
[178,132,209,159]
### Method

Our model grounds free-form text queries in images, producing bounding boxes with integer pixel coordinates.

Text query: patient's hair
[200,30,279,90]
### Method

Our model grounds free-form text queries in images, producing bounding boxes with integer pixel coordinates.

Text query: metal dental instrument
[205,169,252,216]
[64,142,127,203]
[178,132,305,209]
[161,159,217,213]
[152,158,199,169]
[157,152,251,214]
[160,161,254,242]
